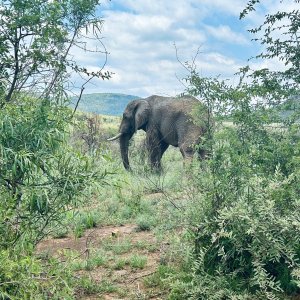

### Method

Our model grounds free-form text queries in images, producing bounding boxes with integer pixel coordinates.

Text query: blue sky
[72,0,298,97]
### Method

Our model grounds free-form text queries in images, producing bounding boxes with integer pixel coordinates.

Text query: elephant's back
[146,95,199,106]
[147,95,202,147]
[147,95,201,117]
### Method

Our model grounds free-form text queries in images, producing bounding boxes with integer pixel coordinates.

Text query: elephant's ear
[135,100,150,132]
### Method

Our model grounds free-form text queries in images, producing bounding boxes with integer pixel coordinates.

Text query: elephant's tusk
[107,133,122,141]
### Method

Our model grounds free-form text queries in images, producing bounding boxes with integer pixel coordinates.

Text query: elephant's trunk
[120,134,132,170]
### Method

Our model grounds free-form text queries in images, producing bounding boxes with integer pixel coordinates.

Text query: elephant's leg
[146,132,168,170]
[158,141,169,164]
[148,143,163,170]
[150,142,169,170]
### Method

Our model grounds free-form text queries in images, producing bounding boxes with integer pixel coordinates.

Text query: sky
[72,0,298,98]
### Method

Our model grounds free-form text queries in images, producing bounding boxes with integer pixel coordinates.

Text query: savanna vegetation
[0,0,299,299]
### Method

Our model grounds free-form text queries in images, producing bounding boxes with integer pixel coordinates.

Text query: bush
[0,95,110,297]
[177,77,300,299]
[0,250,74,299]
[0,95,107,246]
[174,18,300,295]
[190,171,300,299]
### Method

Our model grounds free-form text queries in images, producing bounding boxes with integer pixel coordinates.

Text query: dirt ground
[37,224,169,299]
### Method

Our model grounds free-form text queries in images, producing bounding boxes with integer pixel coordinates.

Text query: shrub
[0,96,107,246]
[0,95,110,297]
[0,249,74,299]
[178,75,300,299]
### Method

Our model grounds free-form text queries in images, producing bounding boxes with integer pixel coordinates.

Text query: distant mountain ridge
[70,93,139,116]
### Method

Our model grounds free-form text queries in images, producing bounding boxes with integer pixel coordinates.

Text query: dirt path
[37,224,168,299]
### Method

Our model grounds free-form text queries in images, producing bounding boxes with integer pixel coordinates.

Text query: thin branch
[5,27,20,102]
[42,18,84,99]
[72,85,85,116]
[128,270,156,283]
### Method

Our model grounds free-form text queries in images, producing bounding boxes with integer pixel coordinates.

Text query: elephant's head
[108,99,150,170]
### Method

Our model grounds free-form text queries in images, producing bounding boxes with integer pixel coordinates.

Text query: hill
[70,93,139,116]
[277,95,300,119]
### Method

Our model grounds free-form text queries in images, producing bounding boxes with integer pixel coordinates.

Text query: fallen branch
[128,270,156,283]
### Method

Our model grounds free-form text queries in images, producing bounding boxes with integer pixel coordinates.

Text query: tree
[241,0,300,87]
[0,0,110,105]
[0,0,111,246]
[171,1,300,299]
[0,1,112,297]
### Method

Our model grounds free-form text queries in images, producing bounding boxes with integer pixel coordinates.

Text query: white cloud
[249,56,288,74]
[205,25,249,45]
[113,0,207,21]
[190,51,243,77]
[92,7,209,96]
[263,0,299,14]
[70,0,293,98]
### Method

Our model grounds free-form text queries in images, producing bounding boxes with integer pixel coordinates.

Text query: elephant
[107,95,209,171]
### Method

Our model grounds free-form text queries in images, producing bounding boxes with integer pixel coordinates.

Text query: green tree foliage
[240,0,300,85]
[0,95,108,246]
[0,0,111,297]
[174,1,300,299]
[0,0,110,104]
[0,94,111,298]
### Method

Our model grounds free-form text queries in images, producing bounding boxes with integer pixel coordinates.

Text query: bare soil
[37,224,168,299]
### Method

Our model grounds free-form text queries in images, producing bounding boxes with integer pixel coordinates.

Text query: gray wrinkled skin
[109,95,208,171]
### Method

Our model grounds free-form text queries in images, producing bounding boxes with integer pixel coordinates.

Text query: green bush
[0,95,110,297]
[191,172,300,298]
[175,13,300,295]
[175,75,300,299]
[0,249,74,299]
[0,96,107,246]
[136,214,156,231]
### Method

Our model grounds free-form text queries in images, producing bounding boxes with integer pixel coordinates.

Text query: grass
[135,214,155,231]
[74,224,84,238]
[133,240,158,252]
[40,114,196,299]
[129,254,148,269]
[103,237,133,254]
[111,254,147,270]
[143,265,175,289]
[112,257,128,270]
[52,226,69,239]
[76,276,118,295]
[84,251,107,270]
